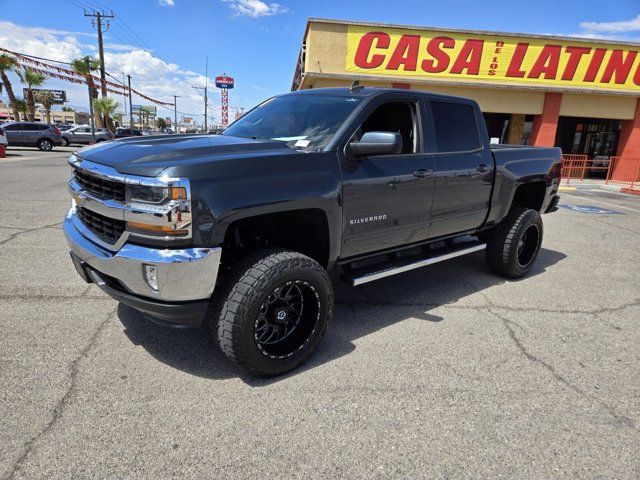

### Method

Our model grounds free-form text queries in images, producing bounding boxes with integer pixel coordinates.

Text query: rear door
[340,94,436,258]
[30,124,49,144]
[76,127,93,143]
[427,99,494,238]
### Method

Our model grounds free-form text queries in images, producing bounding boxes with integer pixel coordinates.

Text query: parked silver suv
[62,126,114,146]
[0,122,62,151]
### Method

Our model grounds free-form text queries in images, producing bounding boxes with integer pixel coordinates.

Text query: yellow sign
[346,25,640,93]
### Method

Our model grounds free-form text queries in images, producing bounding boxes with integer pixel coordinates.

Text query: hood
[75,134,293,177]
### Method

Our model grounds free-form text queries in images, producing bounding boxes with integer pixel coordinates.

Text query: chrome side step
[345,242,486,286]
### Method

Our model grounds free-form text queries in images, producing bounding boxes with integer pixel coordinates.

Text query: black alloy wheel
[215,249,333,377]
[516,224,540,268]
[254,280,321,359]
[486,207,543,278]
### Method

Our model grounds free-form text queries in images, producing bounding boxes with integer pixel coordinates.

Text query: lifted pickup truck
[64,87,561,376]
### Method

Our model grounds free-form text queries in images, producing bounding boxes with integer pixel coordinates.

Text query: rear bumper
[545,194,560,213]
[64,208,221,327]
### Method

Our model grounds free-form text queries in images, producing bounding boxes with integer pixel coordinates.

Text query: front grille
[74,169,125,202]
[77,207,125,244]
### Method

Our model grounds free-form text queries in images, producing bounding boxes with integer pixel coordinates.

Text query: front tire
[61,137,70,147]
[37,138,53,151]
[486,208,543,278]
[215,250,333,377]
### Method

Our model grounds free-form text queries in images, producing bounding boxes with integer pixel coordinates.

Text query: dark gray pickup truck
[64,86,561,376]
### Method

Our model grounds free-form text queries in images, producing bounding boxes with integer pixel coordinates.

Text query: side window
[356,101,417,154]
[3,124,20,131]
[431,101,481,152]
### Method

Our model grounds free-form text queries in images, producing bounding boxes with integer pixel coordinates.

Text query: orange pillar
[530,92,562,147]
[617,99,640,158]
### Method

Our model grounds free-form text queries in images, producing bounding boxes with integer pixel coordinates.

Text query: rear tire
[61,137,70,147]
[37,138,54,151]
[486,208,543,278]
[215,250,333,377]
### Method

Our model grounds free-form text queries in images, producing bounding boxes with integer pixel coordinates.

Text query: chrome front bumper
[64,208,222,302]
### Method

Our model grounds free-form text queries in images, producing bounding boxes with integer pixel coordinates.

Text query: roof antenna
[349,80,364,93]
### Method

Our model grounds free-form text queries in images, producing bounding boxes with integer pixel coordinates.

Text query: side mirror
[349,131,403,157]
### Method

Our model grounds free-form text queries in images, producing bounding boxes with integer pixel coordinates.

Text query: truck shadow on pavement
[116,247,566,385]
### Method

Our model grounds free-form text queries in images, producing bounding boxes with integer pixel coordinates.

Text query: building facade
[292,19,640,160]
[0,102,90,125]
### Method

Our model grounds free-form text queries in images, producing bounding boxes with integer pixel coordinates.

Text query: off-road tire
[215,249,333,377]
[486,207,543,278]
[37,138,53,151]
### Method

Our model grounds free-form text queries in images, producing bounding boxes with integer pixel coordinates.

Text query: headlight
[128,185,187,204]
[125,177,192,238]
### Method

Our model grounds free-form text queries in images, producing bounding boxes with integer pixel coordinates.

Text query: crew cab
[64,87,561,377]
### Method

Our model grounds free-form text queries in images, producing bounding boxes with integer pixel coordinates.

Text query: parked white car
[0,125,8,147]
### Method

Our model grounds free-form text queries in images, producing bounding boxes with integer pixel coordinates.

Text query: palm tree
[15,98,27,120]
[36,90,55,124]
[0,54,21,121]
[17,68,46,121]
[71,56,101,128]
[93,97,120,131]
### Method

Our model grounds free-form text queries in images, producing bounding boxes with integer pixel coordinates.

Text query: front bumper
[64,208,222,327]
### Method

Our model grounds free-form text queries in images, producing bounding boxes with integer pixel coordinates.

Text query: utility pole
[85,57,96,142]
[204,55,208,132]
[191,56,209,132]
[173,95,179,134]
[84,9,114,97]
[122,72,128,125]
[127,74,133,128]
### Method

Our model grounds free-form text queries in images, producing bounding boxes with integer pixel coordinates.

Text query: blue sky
[2,0,640,125]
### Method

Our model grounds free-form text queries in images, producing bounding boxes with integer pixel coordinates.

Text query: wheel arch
[510,181,547,212]
[219,208,332,269]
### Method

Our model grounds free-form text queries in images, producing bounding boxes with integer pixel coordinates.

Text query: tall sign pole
[221,89,228,127]
[215,74,234,128]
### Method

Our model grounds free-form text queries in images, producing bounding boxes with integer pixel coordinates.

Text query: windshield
[223,94,362,150]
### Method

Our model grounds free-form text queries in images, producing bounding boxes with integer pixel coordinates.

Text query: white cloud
[0,21,238,126]
[103,42,140,52]
[0,21,84,62]
[579,15,640,34]
[159,0,175,5]
[223,0,288,18]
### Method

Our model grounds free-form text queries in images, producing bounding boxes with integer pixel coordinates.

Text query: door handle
[476,164,491,173]
[413,169,433,178]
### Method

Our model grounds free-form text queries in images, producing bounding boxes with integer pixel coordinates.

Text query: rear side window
[431,101,481,152]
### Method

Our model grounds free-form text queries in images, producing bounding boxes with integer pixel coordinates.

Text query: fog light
[143,264,159,291]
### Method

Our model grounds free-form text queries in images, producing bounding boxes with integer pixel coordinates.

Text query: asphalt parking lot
[1,146,639,479]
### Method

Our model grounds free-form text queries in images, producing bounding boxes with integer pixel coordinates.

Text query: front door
[340,98,436,258]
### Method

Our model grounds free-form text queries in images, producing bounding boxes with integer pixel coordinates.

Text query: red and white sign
[215,75,234,89]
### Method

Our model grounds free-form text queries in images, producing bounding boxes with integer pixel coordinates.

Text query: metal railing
[606,156,640,190]
[561,154,640,191]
